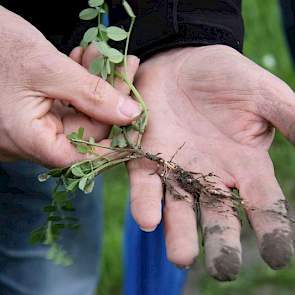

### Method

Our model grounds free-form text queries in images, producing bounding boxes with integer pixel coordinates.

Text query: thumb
[258,74,295,144]
[31,50,142,126]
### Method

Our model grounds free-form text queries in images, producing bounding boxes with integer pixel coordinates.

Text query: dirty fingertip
[260,229,294,269]
[207,246,241,281]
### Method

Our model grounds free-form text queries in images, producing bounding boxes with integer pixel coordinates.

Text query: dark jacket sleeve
[108,0,244,60]
[280,0,295,64]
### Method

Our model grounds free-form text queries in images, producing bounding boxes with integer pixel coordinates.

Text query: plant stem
[124,17,135,74]
[97,9,104,40]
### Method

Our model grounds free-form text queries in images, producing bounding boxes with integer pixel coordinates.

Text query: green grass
[98,0,295,294]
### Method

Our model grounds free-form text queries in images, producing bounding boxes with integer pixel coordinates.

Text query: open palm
[128,45,295,280]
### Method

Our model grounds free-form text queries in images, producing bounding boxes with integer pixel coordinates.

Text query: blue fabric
[0,161,103,295]
[123,205,187,295]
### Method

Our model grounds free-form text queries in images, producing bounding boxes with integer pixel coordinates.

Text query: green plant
[30,0,148,266]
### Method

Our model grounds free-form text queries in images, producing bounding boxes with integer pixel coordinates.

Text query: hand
[0,7,141,166]
[128,45,295,280]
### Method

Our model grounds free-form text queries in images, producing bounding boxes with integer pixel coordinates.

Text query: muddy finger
[238,161,294,269]
[200,185,242,281]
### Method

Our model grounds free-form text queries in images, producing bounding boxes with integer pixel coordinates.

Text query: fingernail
[176,257,197,270]
[140,227,157,232]
[118,96,142,119]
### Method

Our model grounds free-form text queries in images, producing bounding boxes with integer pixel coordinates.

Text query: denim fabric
[123,205,187,295]
[0,161,103,295]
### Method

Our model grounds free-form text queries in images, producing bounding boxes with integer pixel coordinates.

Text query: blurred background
[98,0,295,294]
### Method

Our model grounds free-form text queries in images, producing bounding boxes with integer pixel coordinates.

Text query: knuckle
[86,76,107,103]
[24,51,65,87]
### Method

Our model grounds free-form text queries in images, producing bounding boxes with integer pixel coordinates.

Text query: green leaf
[99,7,107,14]
[78,127,84,139]
[80,40,88,48]
[99,27,109,41]
[89,57,104,75]
[93,42,123,63]
[79,8,98,20]
[48,168,68,177]
[43,205,57,213]
[106,26,128,41]
[80,161,93,174]
[82,27,98,43]
[106,59,111,75]
[67,131,79,141]
[48,216,63,222]
[93,41,110,56]
[65,179,79,192]
[107,48,124,64]
[47,244,73,267]
[76,145,91,154]
[47,244,58,260]
[109,125,122,138]
[62,201,76,212]
[51,226,62,239]
[101,62,108,80]
[30,227,45,245]
[118,136,128,148]
[79,177,88,191]
[102,2,109,14]
[52,223,65,230]
[84,179,95,194]
[88,0,104,7]
[123,0,135,18]
[53,191,68,203]
[111,137,119,148]
[71,166,85,177]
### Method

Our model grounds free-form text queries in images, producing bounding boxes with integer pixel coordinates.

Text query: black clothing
[110,0,244,59]
[280,0,295,64]
[1,1,244,58]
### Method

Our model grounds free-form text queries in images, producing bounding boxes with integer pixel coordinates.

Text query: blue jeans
[0,162,103,295]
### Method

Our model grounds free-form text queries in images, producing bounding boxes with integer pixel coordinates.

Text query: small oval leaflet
[79,8,98,20]
[88,0,104,7]
[83,27,98,43]
[107,48,124,64]
[106,26,128,41]
[79,177,88,191]
[84,180,95,194]
[71,166,85,177]
[89,57,105,75]
[123,0,135,18]
[65,179,79,192]
[93,41,110,56]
